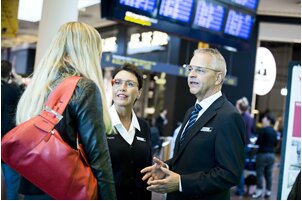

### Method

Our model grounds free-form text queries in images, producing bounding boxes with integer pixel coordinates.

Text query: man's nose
[189,69,198,77]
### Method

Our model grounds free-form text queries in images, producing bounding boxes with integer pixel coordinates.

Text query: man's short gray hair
[193,48,227,76]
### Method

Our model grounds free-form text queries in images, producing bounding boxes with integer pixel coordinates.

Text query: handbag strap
[40,76,81,125]
[46,76,81,114]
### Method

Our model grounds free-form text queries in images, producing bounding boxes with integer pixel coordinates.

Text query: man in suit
[141,48,246,199]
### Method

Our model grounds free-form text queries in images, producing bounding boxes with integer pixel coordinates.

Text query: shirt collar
[109,105,141,131]
[196,91,222,112]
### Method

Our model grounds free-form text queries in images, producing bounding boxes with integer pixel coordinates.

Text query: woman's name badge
[136,136,146,142]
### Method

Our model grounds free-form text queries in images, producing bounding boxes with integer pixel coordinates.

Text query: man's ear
[216,73,223,85]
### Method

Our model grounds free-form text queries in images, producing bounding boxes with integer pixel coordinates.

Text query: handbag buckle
[44,106,63,121]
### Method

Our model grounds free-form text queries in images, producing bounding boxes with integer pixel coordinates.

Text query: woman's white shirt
[109,105,141,145]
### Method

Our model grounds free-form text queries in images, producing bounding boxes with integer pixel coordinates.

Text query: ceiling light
[18,0,44,22]
[280,87,287,96]
[18,0,100,22]
[223,45,238,52]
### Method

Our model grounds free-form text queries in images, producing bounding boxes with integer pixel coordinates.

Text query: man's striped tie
[180,104,202,144]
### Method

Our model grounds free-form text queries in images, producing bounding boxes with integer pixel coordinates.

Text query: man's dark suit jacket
[166,95,246,200]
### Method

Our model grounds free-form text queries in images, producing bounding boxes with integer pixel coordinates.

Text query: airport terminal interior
[1,0,301,200]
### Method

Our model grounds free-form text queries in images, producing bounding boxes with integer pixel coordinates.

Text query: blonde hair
[16,22,112,133]
[194,48,227,77]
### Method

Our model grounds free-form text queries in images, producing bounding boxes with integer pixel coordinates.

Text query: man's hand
[146,167,180,194]
[141,157,166,183]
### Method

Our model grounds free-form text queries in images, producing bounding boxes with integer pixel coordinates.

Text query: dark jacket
[19,73,116,199]
[256,126,277,153]
[107,118,152,200]
[241,112,255,144]
[155,115,166,136]
[1,80,23,137]
[166,95,246,200]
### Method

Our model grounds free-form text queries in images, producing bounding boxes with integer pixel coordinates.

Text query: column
[34,0,79,67]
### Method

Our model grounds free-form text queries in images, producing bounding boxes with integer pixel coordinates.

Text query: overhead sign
[1,0,19,37]
[253,47,277,95]
[101,52,238,86]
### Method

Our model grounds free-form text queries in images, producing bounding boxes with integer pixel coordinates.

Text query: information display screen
[192,0,226,32]
[231,0,258,11]
[101,0,258,49]
[119,0,158,13]
[158,0,194,23]
[224,9,254,39]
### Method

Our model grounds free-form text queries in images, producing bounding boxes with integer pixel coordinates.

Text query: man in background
[1,60,24,199]
[235,96,255,196]
[155,109,168,136]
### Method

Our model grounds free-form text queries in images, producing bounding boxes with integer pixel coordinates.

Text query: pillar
[34,0,79,67]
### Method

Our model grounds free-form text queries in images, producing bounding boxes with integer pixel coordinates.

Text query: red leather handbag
[1,76,98,200]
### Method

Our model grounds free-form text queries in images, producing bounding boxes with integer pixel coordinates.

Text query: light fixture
[280,87,288,96]
[18,0,44,22]
[223,45,237,52]
[18,0,101,22]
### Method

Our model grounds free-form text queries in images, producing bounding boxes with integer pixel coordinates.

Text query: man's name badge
[200,127,213,132]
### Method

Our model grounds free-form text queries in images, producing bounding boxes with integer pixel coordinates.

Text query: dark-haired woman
[107,63,152,199]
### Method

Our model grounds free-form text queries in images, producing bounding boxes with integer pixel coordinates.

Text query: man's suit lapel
[173,96,226,163]
[174,107,194,153]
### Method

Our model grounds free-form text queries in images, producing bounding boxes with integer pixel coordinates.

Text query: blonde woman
[16,22,116,199]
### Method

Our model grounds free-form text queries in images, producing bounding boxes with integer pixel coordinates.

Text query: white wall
[259,22,301,43]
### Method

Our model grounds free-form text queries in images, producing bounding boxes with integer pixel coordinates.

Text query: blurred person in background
[252,112,278,199]
[1,60,24,200]
[107,63,152,199]
[235,96,255,196]
[156,109,168,136]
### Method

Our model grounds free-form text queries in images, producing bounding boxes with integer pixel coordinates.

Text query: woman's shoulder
[77,77,97,88]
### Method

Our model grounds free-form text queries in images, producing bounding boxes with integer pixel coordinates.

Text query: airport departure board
[193,0,226,32]
[224,9,254,39]
[101,0,258,49]
[231,0,258,11]
[119,0,158,13]
[158,0,194,23]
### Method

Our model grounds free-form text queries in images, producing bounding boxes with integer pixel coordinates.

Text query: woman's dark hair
[112,63,143,90]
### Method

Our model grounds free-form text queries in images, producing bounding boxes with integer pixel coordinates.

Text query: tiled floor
[151,154,281,200]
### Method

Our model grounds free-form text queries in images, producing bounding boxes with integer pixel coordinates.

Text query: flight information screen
[224,9,254,39]
[193,0,226,32]
[231,0,258,11]
[158,0,194,23]
[119,0,158,13]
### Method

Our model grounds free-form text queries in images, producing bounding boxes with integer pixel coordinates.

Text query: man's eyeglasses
[182,64,220,74]
[111,78,139,88]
